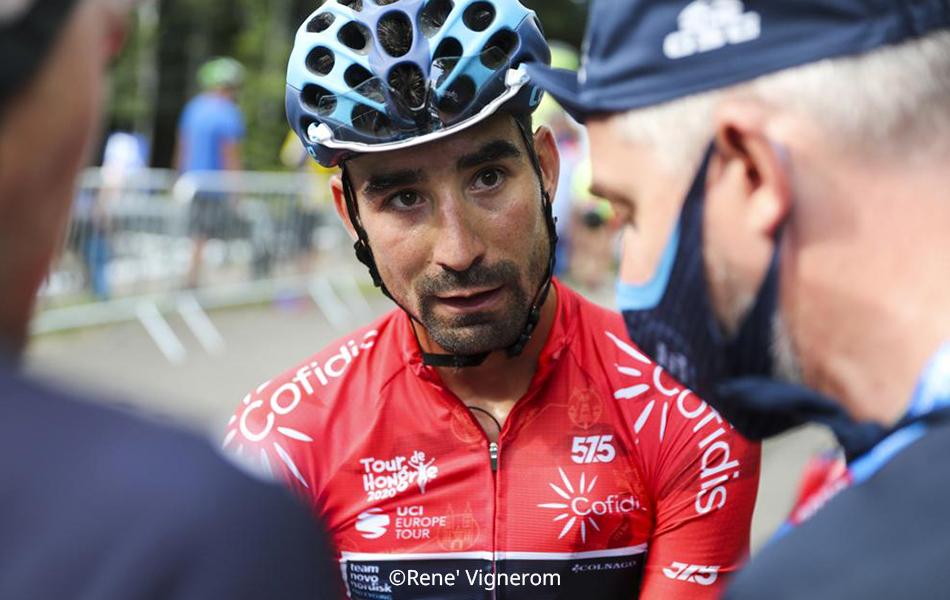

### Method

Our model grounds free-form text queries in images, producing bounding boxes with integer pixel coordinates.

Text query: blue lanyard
[773,339,950,540]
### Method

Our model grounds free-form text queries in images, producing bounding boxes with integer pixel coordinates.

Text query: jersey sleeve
[221,326,384,509]
[641,377,760,598]
[607,331,761,599]
[223,379,332,515]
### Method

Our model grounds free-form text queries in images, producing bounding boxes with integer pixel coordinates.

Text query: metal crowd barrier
[33,168,376,363]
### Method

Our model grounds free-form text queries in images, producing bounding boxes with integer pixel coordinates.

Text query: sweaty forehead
[346,114,523,183]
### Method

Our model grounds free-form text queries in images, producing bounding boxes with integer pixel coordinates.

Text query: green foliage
[106,0,590,171]
[524,0,590,49]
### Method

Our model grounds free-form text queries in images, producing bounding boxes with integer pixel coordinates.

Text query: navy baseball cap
[527,0,950,122]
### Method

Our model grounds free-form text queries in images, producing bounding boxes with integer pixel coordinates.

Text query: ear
[330,173,359,242]
[707,99,793,239]
[532,124,561,203]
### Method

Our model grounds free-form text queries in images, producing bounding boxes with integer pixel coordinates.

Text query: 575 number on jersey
[571,435,616,464]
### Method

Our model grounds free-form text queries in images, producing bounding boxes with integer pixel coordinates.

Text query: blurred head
[704,30,950,416]
[531,0,950,426]
[331,112,559,355]
[0,0,131,356]
[590,29,950,418]
[198,57,245,96]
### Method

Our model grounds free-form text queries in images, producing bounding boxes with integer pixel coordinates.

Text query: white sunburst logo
[606,330,681,444]
[605,330,744,516]
[222,380,313,489]
[537,467,642,544]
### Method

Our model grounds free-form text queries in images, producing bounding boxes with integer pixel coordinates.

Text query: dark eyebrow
[362,169,426,198]
[456,139,522,172]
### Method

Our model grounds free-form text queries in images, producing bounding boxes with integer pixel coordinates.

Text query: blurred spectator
[280,130,331,275]
[535,42,584,278]
[0,0,336,598]
[175,56,245,288]
[77,131,147,299]
[567,160,619,291]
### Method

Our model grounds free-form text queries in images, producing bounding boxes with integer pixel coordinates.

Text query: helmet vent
[306,46,336,76]
[374,0,400,5]
[307,12,336,33]
[377,11,413,58]
[463,2,495,32]
[303,84,337,117]
[338,0,363,12]
[388,63,428,111]
[344,64,373,88]
[436,74,475,116]
[433,37,463,86]
[420,0,453,37]
[352,105,395,137]
[345,65,387,103]
[338,21,372,53]
[480,29,517,69]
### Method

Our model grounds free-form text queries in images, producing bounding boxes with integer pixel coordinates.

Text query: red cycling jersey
[225,280,760,599]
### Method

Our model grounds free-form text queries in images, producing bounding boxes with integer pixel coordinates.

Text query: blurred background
[27,0,834,551]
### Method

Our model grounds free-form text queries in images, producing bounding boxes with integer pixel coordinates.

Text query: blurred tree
[106,0,590,171]
[525,0,589,49]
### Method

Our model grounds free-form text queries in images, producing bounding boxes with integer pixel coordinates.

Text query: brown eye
[388,191,424,210]
[473,168,503,190]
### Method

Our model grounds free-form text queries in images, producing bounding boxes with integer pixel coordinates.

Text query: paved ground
[27,285,836,552]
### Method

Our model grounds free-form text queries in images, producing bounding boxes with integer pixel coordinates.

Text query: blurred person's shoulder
[725,418,950,600]
[0,361,335,599]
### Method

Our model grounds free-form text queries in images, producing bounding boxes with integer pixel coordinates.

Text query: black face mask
[618,149,884,456]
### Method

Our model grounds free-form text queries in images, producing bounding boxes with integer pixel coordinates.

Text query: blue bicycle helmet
[286,0,551,167]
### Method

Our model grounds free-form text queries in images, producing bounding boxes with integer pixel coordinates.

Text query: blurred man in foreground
[529,0,950,597]
[0,0,335,596]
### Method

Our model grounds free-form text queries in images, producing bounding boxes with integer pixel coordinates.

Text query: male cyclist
[227,1,759,598]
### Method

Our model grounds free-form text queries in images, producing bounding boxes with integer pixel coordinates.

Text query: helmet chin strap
[340,116,558,369]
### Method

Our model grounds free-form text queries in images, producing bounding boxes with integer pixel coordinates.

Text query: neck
[416,284,558,406]
[792,154,950,426]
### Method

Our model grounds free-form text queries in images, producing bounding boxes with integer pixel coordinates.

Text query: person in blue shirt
[528,0,950,598]
[0,1,336,597]
[176,57,246,288]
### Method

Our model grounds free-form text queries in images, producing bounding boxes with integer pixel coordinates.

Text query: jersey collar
[400,278,576,392]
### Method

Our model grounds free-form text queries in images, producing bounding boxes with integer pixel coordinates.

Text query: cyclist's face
[334,115,560,355]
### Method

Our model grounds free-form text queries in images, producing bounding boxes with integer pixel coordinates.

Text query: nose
[431,194,486,274]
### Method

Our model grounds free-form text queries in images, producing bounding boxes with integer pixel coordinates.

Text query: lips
[435,286,503,312]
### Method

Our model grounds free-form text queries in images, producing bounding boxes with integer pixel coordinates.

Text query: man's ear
[532,124,561,203]
[330,173,359,242]
[707,99,793,239]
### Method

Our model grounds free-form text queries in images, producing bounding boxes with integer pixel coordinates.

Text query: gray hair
[613,29,950,176]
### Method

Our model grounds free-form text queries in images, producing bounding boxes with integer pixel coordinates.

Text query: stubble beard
[416,232,549,356]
